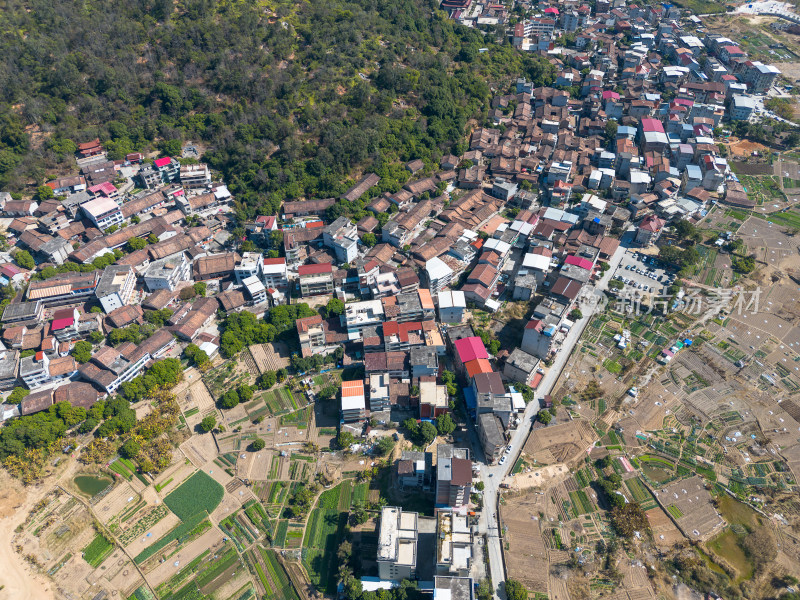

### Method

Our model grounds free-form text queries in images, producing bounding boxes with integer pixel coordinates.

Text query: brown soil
[0,474,56,600]
[728,138,770,157]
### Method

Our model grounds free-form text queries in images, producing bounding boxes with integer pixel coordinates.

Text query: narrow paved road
[477,229,633,599]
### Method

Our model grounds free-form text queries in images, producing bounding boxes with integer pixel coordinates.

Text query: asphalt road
[477,229,633,599]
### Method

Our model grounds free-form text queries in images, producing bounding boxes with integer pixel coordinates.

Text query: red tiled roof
[298,263,333,276]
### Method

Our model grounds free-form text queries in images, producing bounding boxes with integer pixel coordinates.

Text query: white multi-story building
[730,95,755,121]
[437,290,466,324]
[425,257,454,295]
[95,265,136,313]
[243,275,267,305]
[323,216,359,264]
[377,507,418,580]
[261,257,289,291]
[235,252,262,285]
[342,300,384,340]
[80,197,124,231]
[143,254,191,292]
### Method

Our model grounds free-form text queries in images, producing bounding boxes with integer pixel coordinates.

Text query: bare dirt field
[506,464,571,491]
[94,480,140,524]
[123,511,181,550]
[523,420,597,466]
[500,493,551,594]
[144,527,225,588]
[0,477,55,600]
[251,342,291,372]
[95,549,144,597]
[728,138,771,158]
[180,431,219,466]
[647,506,685,550]
[153,461,196,497]
[652,476,724,541]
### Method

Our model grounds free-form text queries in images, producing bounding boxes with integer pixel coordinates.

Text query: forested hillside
[0,0,553,216]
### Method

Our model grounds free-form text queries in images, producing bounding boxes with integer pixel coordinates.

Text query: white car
[505,445,513,454]
[499,455,507,465]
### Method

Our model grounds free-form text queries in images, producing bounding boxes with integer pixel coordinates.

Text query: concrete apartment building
[435,444,472,508]
[179,164,211,189]
[368,372,391,412]
[377,507,418,580]
[478,412,505,463]
[433,577,474,600]
[425,257,454,295]
[340,379,367,423]
[323,216,359,263]
[436,512,472,577]
[143,254,191,292]
[95,265,136,313]
[298,263,335,296]
[80,196,123,231]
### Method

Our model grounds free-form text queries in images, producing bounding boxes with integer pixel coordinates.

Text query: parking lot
[612,250,677,296]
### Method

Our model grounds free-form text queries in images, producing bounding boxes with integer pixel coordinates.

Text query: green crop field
[318,484,342,509]
[569,490,594,514]
[275,520,289,546]
[244,500,269,535]
[261,547,300,600]
[109,459,134,480]
[302,507,347,594]
[280,407,310,428]
[351,483,369,506]
[82,532,114,567]
[758,209,800,229]
[624,478,654,507]
[164,471,224,520]
[154,549,211,598]
[667,504,684,519]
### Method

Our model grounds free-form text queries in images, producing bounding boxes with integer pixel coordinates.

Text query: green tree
[120,439,141,458]
[568,308,583,320]
[15,250,34,270]
[193,282,207,297]
[8,387,28,405]
[88,331,105,344]
[251,437,266,451]
[732,255,756,273]
[436,412,456,436]
[126,237,147,252]
[36,185,54,200]
[505,579,528,600]
[71,340,93,363]
[220,389,240,409]
[538,410,552,425]
[199,415,216,432]
[375,436,395,456]
[238,384,254,402]
[441,370,458,396]
[419,421,438,446]
[361,232,377,247]
[325,297,345,318]
[349,502,369,526]
[337,431,356,449]
[604,120,618,144]
[477,580,493,600]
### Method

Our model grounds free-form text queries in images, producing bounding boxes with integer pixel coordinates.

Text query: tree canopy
[0,0,553,207]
